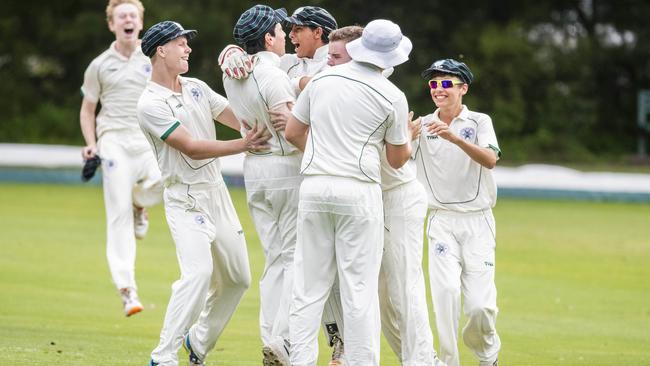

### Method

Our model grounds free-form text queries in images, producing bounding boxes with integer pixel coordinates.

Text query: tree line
[1,0,648,163]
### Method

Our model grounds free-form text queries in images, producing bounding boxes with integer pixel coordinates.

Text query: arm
[79,97,98,160]
[165,124,269,160]
[428,121,498,169]
[385,142,412,169]
[285,115,309,152]
[214,106,241,131]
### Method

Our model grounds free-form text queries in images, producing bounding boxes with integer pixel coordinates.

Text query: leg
[289,193,337,366]
[99,136,138,291]
[334,185,383,366]
[428,212,463,366]
[189,185,252,359]
[132,148,163,209]
[150,188,216,366]
[248,188,287,345]
[380,182,435,366]
[460,211,500,365]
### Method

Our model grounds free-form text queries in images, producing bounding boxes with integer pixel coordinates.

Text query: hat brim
[346,35,412,69]
[178,29,198,40]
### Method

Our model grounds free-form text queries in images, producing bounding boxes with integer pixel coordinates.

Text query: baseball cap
[346,19,412,69]
[233,5,287,45]
[284,6,337,33]
[421,59,474,84]
[141,21,197,58]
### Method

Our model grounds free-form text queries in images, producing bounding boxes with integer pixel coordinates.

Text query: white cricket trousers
[244,154,302,345]
[290,176,383,366]
[427,209,501,366]
[151,181,251,366]
[98,131,162,290]
[379,180,438,366]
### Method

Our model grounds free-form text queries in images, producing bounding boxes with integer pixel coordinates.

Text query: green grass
[1,184,649,365]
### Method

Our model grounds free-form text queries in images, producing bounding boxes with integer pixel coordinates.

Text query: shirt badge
[460,127,475,141]
[190,87,202,102]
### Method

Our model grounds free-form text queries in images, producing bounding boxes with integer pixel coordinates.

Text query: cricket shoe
[328,335,344,366]
[134,206,149,239]
[148,360,159,366]
[183,333,205,366]
[120,287,143,317]
[262,337,290,366]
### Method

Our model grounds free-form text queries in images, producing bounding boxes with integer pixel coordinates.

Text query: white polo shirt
[137,76,229,186]
[415,105,501,212]
[81,42,152,138]
[223,51,297,156]
[280,45,329,95]
[292,61,410,183]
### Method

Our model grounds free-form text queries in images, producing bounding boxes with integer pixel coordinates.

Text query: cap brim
[283,15,305,27]
[179,29,198,40]
[346,36,412,69]
[420,67,462,80]
[275,8,287,21]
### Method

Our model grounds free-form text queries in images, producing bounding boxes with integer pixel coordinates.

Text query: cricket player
[79,0,162,317]
[136,21,270,366]
[414,58,501,366]
[222,5,298,365]
[284,19,413,366]
[219,6,346,364]
[323,25,446,366]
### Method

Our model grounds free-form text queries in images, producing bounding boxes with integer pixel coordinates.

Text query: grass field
[1,183,649,365]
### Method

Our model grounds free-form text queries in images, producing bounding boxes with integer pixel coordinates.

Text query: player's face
[161,36,192,75]
[429,76,468,109]
[289,25,319,58]
[269,23,286,57]
[327,40,352,66]
[108,3,143,43]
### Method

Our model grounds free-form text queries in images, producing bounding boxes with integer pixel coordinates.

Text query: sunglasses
[428,79,464,89]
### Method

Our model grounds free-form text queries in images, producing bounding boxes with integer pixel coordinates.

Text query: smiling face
[429,74,468,109]
[289,25,322,58]
[108,3,143,43]
[160,36,192,75]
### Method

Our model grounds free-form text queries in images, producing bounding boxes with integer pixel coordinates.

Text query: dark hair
[243,24,277,54]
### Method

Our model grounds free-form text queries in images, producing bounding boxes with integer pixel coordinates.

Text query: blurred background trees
[1,0,648,164]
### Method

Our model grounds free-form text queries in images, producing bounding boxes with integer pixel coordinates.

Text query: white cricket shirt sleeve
[207,84,229,120]
[384,94,410,146]
[81,60,100,103]
[476,114,501,157]
[137,99,180,141]
[291,83,311,125]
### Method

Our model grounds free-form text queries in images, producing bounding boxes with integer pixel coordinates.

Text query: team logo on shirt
[142,64,152,74]
[460,127,475,141]
[434,242,449,257]
[195,215,206,225]
[190,87,202,102]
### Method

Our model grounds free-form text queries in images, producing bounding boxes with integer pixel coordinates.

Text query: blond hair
[328,25,363,43]
[106,0,144,22]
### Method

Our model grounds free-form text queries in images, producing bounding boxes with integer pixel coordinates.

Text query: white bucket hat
[346,19,412,69]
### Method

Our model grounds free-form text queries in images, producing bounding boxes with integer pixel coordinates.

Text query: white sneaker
[328,335,344,366]
[262,338,290,366]
[119,287,143,317]
[133,207,149,240]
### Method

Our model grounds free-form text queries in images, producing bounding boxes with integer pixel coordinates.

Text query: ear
[313,27,323,40]
[156,45,166,58]
[460,84,469,96]
[265,32,274,49]
[108,19,116,33]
